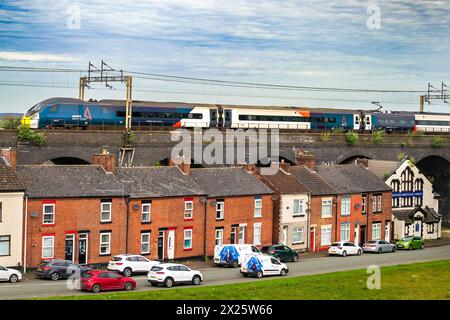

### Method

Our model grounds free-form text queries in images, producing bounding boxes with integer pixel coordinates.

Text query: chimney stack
[92,148,116,174]
[355,158,369,168]
[295,150,316,170]
[1,148,17,171]
[169,156,191,175]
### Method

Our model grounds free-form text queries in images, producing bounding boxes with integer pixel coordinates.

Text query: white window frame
[141,203,151,223]
[101,202,112,223]
[292,227,304,244]
[293,199,304,217]
[42,236,54,259]
[0,235,11,256]
[253,223,262,246]
[340,223,350,242]
[372,223,381,240]
[377,195,382,212]
[321,199,332,218]
[99,232,111,255]
[43,204,55,225]
[361,195,366,213]
[216,201,224,220]
[184,201,193,219]
[215,229,223,245]
[341,197,351,216]
[141,232,151,254]
[184,229,193,249]
[321,226,332,246]
[254,198,263,218]
[238,225,246,244]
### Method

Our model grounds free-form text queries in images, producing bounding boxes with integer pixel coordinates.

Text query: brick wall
[309,195,337,252]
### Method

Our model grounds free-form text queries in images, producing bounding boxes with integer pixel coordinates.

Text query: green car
[396,236,424,250]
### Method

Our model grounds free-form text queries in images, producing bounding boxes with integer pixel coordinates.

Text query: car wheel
[409,245,413,251]
[292,255,298,262]
[421,243,424,249]
[392,246,396,252]
[357,249,362,256]
[50,272,60,281]
[9,274,19,283]
[192,275,201,286]
[92,284,101,293]
[280,269,287,276]
[232,261,239,268]
[377,248,382,254]
[342,251,347,257]
[164,277,174,288]
[124,282,133,291]
[123,268,132,277]
[256,271,263,278]
[149,282,158,287]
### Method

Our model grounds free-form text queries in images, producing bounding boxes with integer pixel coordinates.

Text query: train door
[364,115,372,131]
[217,106,224,127]
[210,109,218,127]
[224,109,232,128]
[353,114,361,131]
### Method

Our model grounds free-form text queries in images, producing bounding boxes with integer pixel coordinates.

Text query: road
[1,245,449,299]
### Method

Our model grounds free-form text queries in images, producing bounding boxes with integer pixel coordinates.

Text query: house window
[43,204,55,225]
[391,180,400,208]
[42,236,54,259]
[0,235,11,256]
[254,197,262,218]
[340,223,350,241]
[292,227,304,244]
[361,195,367,214]
[141,232,150,254]
[415,179,424,207]
[293,200,304,216]
[372,223,381,240]
[101,201,112,223]
[215,228,223,245]
[321,226,332,246]
[100,232,111,255]
[230,226,238,244]
[372,194,382,213]
[141,202,151,223]
[184,229,193,249]
[405,225,409,235]
[184,200,193,219]
[321,199,332,218]
[427,224,435,233]
[216,200,224,220]
[401,167,414,207]
[341,197,350,216]
[238,225,246,244]
[253,223,262,245]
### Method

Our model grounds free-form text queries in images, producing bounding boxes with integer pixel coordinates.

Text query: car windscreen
[151,266,163,272]
[260,246,271,252]
[366,240,377,244]
[82,273,94,278]
[401,236,413,241]
[330,243,341,247]
[112,256,122,261]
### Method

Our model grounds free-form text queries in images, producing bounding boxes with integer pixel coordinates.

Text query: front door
[360,225,366,245]
[282,226,288,245]
[65,234,75,262]
[167,230,175,260]
[414,220,422,237]
[385,223,391,242]
[78,234,88,265]
[309,228,315,252]
[158,231,165,260]
[354,225,359,246]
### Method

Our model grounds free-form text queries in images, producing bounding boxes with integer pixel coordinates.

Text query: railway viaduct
[1,129,449,225]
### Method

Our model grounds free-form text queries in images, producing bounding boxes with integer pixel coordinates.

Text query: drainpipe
[202,197,208,259]
[306,193,311,252]
[125,198,130,254]
[334,195,339,242]
[23,194,28,274]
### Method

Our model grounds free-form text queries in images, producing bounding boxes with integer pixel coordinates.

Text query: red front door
[310,229,315,252]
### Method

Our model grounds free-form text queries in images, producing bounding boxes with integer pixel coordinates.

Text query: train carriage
[415,113,450,133]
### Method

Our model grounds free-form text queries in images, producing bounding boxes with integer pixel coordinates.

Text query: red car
[80,270,136,293]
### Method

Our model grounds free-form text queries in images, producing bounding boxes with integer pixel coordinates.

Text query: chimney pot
[295,150,316,170]
[92,150,116,173]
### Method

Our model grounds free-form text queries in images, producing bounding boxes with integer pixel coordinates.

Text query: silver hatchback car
[362,240,396,253]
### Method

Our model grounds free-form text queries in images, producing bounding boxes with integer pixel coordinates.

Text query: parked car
[213,244,261,267]
[80,270,136,293]
[396,236,425,250]
[107,254,160,276]
[261,244,299,262]
[147,263,203,288]
[240,254,289,278]
[362,240,396,253]
[0,265,22,283]
[328,242,363,257]
[36,260,91,281]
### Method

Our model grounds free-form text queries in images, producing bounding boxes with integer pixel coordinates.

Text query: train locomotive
[21,97,450,132]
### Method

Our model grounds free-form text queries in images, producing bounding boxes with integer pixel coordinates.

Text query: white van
[240,254,289,278]
[213,244,261,267]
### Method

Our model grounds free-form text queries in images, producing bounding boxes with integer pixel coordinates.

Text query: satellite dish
[30,211,39,218]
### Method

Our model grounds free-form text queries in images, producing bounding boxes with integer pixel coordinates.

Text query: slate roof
[365,158,406,180]
[316,164,392,194]
[289,165,336,196]
[116,166,205,198]
[17,165,127,198]
[393,206,441,224]
[0,158,25,192]
[190,167,273,198]
[259,168,310,194]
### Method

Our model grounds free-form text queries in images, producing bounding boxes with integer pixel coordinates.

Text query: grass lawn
[42,260,450,300]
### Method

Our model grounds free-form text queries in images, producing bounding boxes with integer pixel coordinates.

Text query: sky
[0,0,449,113]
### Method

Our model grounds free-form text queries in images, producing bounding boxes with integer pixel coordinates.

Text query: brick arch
[337,151,375,164]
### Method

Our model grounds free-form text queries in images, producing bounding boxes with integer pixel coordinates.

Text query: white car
[240,254,289,278]
[147,263,203,288]
[107,254,160,276]
[328,241,363,257]
[0,265,22,283]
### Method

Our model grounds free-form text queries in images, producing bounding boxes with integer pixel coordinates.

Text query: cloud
[0,51,79,62]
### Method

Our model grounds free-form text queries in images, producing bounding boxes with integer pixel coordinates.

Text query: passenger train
[21,97,450,132]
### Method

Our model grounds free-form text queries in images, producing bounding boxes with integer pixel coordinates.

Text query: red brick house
[189,167,274,256]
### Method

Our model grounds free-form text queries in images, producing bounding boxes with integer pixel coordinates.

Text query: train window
[132,112,142,117]
[238,115,308,122]
[49,105,59,113]
[116,111,126,117]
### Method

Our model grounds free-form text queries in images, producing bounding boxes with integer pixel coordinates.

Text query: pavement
[1,244,449,300]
